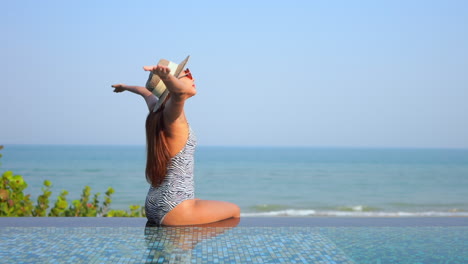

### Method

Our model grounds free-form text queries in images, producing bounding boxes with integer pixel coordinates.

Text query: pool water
[1,225,467,263]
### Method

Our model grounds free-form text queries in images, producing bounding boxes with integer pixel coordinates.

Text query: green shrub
[49,189,69,217]
[33,180,52,216]
[107,205,145,217]
[0,145,145,217]
[0,170,34,216]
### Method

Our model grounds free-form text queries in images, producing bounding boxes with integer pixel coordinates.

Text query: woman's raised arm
[143,65,196,124]
[111,84,158,112]
[142,65,196,95]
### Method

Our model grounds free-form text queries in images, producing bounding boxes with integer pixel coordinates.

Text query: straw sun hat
[146,55,190,112]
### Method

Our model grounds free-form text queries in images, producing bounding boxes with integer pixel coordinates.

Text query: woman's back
[145,125,197,225]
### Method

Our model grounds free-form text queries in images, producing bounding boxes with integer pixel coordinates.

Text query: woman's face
[178,68,196,89]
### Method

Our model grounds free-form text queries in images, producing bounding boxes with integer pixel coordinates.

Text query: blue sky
[2,0,467,148]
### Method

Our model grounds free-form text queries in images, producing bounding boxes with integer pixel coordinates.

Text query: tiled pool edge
[2,218,467,263]
[1,217,467,227]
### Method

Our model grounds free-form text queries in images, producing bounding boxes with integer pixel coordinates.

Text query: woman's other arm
[111,84,158,112]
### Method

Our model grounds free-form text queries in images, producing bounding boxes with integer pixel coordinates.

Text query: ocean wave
[241,209,468,217]
[335,205,379,212]
[250,204,289,212]
[251,204,380,213]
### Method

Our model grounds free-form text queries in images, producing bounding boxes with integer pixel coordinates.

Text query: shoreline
[2,216,467,227]
[240,209,468,217]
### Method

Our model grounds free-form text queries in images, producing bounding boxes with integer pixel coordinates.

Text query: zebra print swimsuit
[145,126,197,225]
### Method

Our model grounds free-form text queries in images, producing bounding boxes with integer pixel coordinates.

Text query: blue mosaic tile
[0,226,467,263]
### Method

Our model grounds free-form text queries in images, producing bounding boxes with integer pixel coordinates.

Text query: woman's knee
[232,203,241,218]
[219,201,240,218]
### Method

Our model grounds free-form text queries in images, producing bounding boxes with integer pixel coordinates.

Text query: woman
[111,57,240,226]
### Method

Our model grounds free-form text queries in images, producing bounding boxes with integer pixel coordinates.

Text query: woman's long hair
[145,101,171,187]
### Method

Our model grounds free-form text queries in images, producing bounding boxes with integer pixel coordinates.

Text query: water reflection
[144,218,240,263]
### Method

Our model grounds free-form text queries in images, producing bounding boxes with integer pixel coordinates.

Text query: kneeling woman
[112,56,240,226]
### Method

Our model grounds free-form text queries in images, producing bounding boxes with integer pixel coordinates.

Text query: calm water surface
[2,145,468,216]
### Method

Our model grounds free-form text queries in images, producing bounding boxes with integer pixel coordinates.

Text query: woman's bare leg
[162,199,240,226]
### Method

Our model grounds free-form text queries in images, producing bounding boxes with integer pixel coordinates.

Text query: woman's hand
[143,65,171,80]
[110,83,157,111]
[111,84,127,93]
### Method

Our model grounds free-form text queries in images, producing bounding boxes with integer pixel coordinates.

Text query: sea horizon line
[2,143,468,151]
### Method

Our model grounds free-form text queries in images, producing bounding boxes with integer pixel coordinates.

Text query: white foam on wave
[351,205,364,211]
[242,209,317,217]
[241,209,468,217]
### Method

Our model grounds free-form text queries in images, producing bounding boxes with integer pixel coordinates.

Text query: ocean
[2,145,468,217]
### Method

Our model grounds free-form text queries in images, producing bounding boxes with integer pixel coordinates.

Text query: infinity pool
[1,217,467,263]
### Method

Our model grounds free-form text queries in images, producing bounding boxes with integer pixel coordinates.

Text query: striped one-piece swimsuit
[145,126,197,225]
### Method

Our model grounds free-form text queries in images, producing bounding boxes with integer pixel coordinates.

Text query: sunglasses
[178,68,193,80]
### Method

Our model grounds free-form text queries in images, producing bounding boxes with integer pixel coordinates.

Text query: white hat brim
[147,55,190,112]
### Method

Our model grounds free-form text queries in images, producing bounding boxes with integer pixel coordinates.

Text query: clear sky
[2,0,467,148]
